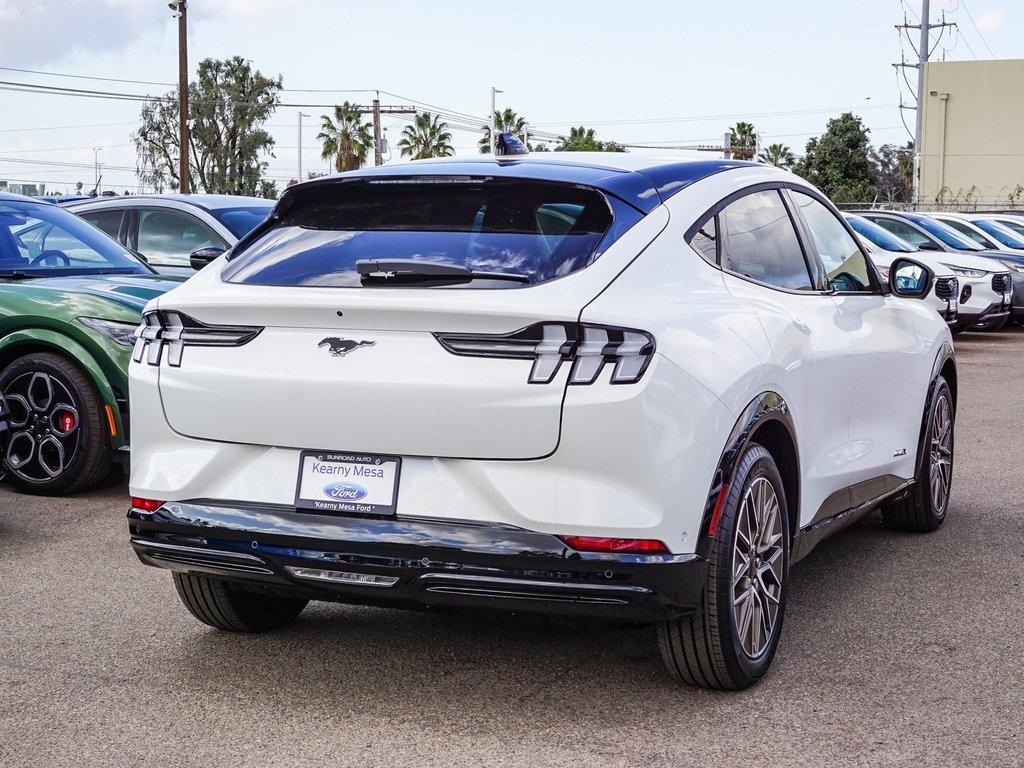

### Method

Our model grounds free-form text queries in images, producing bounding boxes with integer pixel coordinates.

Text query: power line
[959,0,996,57]
[530,103,899,128]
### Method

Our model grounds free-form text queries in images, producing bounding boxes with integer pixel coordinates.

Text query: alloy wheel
[731,476,785,659]
[929,393,953,514]
[2,371,81,481]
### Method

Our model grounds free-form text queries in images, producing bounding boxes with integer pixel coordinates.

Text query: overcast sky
[0,0,1018,193]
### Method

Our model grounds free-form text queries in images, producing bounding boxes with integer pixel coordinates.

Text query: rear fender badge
[318,337,375,357]
[893,448,907,457]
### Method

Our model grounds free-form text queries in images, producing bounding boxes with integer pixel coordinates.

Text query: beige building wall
[920,59,1024,204]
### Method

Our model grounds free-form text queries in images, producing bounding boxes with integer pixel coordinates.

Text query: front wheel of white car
[881,376,954,532]
[657,443,789,690]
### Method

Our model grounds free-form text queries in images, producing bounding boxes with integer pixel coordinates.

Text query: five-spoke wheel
[0,352,111,495]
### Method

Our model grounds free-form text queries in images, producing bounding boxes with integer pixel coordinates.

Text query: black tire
[881,376,954,532]
[0,352,111,495]
[657,443,790,690]
[173,572,308,632]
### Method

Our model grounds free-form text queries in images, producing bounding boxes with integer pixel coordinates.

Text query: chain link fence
[836,201,1024,214]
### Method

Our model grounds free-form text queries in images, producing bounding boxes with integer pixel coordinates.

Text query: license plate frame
[294,451,402,516]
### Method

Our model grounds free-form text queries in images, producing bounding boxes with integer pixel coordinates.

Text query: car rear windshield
[222,179,616,288]
[211,205,274,238]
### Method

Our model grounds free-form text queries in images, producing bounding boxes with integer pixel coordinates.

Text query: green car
[0,192,182,494]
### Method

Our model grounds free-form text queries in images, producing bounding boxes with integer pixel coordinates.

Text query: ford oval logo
[323,482,367,501]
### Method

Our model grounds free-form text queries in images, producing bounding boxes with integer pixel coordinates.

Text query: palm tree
[318,102,373,172]
[554,125,627,153]
[397,112,454,160]
[728,121,758,161]
[556,126,601,151]
[757,143,795,169]
[478,108,528,153]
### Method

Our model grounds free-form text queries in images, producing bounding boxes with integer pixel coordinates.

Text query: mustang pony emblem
[318,337,375,357]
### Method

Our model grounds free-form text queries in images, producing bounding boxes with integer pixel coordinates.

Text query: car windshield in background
[973,218,1024,249]
[909,215,984,250]
[211,205,274,239]
[0,200,149,276]
[222,180,615,288]
[845,214,916,252]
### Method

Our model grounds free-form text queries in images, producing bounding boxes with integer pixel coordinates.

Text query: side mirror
[917,241,941,251]
[189,246,226,270]
[889,257,934,298]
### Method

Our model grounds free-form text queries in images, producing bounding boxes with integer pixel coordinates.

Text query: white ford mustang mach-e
[127,147,957,690]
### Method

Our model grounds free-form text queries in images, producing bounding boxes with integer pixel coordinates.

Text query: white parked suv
[128,149,957,690]
[844,213,959,326]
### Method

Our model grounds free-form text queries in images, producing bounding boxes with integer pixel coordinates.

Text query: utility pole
[372,97,383,167]
[298,112,310,181]
[895,0,955,202]
[170,0,191,194]
[490,86,503,154]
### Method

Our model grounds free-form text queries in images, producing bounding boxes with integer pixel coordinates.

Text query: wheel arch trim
[695,391,800,559]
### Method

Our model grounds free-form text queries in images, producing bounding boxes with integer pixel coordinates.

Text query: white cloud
[974,7,1007,33]
[0,0,168,66]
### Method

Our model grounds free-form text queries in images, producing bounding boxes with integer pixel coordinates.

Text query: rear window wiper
[356,259,530,285]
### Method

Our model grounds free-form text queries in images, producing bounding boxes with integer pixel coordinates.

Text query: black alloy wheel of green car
[0,353,111,495]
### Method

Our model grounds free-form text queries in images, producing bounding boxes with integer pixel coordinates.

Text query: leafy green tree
[554,126,626,152]
[478,108,528,153]
[134,56,281,194]
[871,142,913,202]
[397,112,454,159]
[728,121,758,160]
[792,112,878,204]
[757,143,795,169]
[318,102,373,172]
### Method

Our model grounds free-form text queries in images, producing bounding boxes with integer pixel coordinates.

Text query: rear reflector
[707,483,730,537]
[559,536,669,554]
[130,497,164,512]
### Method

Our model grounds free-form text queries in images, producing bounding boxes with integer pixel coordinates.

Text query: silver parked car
[64,195,274,276]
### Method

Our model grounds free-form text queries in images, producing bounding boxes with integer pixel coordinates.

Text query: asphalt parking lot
[1,331,1022,768]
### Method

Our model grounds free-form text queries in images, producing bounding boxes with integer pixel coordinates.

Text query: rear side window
[79,209,123,241]
[689,215,718,265]
[720,191,812,291]
[222,180,615,288]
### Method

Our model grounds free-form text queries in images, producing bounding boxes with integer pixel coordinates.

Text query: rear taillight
[434,322,655,385]
[133,311,262,367]
[130,496,164,512]
[559,536,669,554]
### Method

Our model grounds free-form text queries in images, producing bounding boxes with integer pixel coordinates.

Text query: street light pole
[298,112,310,181]
[170,0,190,194]
[490,86,503,154]
[93,147,102,194]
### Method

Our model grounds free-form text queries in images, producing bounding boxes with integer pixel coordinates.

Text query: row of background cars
[0,192,271,493]
[0,185,1020,496]
[847,210,1022,332]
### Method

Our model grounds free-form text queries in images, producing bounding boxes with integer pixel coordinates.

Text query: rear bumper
[128,501,708,623]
